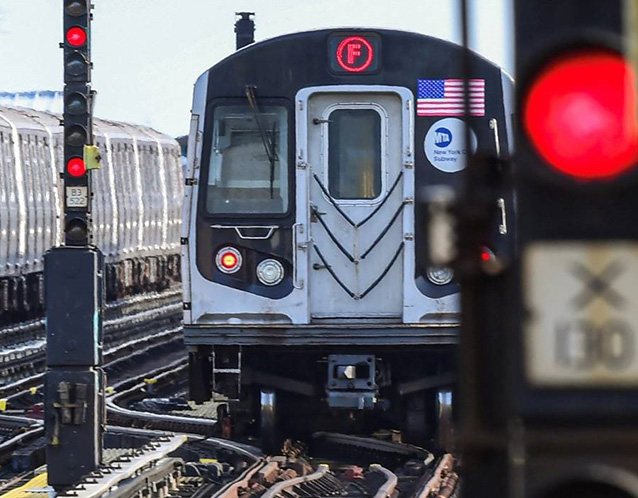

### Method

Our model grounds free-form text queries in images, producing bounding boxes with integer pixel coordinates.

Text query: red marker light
[66,157,86,177]
[66,26,87,47]
[523,50,638,180]
[481,246,495,262]
[216,247,242,274]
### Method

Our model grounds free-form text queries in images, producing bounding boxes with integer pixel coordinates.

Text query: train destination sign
[329,33,381,74]
[523,243,638,387]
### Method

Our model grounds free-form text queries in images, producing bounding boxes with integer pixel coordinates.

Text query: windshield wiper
[245,85,278,199]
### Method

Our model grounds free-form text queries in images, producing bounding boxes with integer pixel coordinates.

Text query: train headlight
[216,247,242,274]
[256,259,284,286]
[427,266,454,286]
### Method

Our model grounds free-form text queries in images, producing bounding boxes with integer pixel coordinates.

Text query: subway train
[0,105,183,325]
[182,26,514,444]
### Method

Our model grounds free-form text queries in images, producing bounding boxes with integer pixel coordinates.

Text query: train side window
[328,109,382,200]
[206,105,288,215]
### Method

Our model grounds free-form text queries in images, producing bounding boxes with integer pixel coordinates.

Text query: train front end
[181,29,513,443]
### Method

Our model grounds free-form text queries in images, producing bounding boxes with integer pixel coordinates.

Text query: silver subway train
[182,28,514,444]
[0,105,183,324]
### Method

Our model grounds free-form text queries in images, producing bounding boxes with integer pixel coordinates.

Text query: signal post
[460,1,638,497]
[44,0,104,488]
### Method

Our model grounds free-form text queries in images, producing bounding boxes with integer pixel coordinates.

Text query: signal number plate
[66,186,88,208]
[523,242,638,387]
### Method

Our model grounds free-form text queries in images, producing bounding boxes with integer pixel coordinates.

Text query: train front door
[296,87,413,321]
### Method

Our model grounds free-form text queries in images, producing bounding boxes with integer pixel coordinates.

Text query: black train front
[181,28,514,444]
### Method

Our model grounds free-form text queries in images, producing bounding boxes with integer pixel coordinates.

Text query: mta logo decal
[434,127,452,148]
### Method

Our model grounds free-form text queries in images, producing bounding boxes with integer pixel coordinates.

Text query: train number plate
[66,186,88,208]
[523,242,638,387]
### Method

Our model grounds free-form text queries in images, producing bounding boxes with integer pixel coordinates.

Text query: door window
[328,109,382,200]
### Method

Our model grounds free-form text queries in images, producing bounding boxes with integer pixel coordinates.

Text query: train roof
[198,27,506,84]
[0,103,178,145]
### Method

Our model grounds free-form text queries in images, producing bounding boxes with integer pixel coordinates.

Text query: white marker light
[427,266,454,286]
[256,259,284,286]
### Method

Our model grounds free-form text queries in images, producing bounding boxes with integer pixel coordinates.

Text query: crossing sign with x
[523,242,638,387]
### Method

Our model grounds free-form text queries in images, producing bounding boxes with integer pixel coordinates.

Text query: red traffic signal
[66,26,87,47]
[522,49,638,181]
[66,157,86,177]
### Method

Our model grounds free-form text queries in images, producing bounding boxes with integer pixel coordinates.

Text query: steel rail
[104,288,182,311]
[0,424,44,463]
[0,301,182,390]
[71,435,187,498]
[369,464,399,498]
[0,324,183,403]
[211,460,268,498]
[106,360,219,432]
[414,454,455,498]
[0,287,181,345]
[259,464,330,498]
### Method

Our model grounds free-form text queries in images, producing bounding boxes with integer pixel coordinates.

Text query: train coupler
[326,354,377,410]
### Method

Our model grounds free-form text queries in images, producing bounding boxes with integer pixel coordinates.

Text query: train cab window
[328,109,382,200]
[206,105,288,214]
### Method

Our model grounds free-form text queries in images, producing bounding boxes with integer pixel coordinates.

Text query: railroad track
[0,426,264,497]
[206,446,457,498]
[0,380,459,498]
[0,324,185,413]
[0,286,461,498]
[107,367,461,498]
[0,288,182,385]
[0,288,181,346]
[103,358,461,497]
[106,359,220,435]
[0,424,459,498]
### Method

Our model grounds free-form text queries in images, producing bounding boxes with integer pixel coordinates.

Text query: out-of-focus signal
[460,2,638,497]
[513,1,638,496]
[522,49,638,180]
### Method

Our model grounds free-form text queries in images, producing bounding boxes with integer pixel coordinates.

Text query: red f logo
[336,36,374,73]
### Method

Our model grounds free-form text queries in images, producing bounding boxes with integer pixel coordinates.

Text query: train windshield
[206,105,288,214]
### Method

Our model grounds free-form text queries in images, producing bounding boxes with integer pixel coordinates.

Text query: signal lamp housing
[65,125,88,147]
[65,53,89,81]
[65,92,88,115]
[65,217,88,242]
[216,247,242,274]
[65,0,88,16]
[522,49,638,181]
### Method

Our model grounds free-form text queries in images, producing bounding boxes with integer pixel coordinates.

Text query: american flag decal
[417,79,486,116]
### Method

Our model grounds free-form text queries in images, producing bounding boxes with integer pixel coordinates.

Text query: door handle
[310,206,326,223]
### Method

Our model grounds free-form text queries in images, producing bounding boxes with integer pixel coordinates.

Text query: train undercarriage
[187,329,456,449]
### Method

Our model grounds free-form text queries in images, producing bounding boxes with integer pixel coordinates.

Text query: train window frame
[322,102,388,206]
[198,98,294,221]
